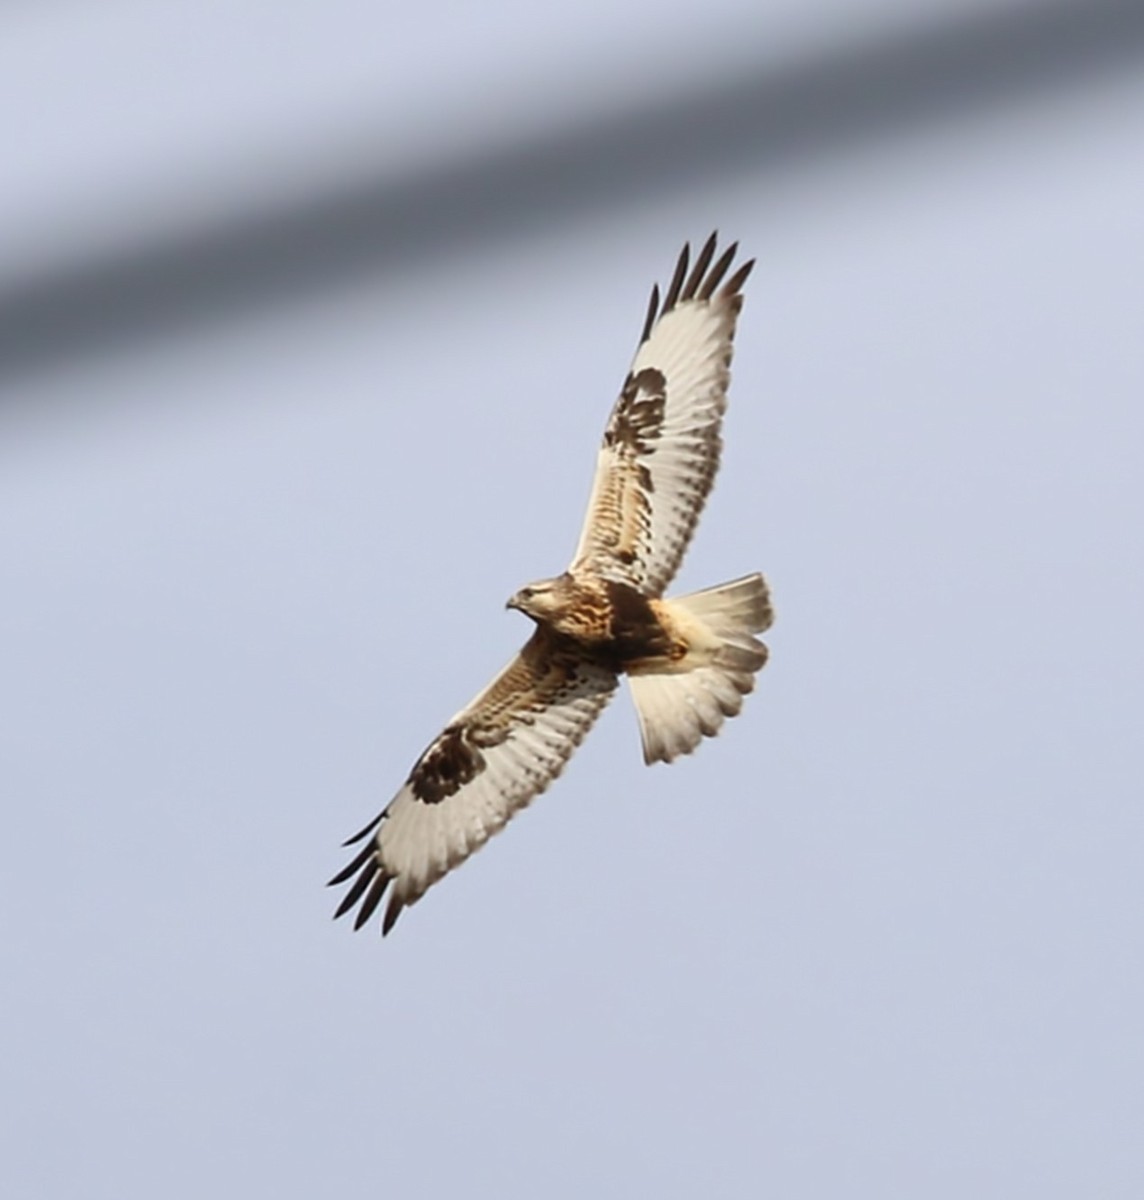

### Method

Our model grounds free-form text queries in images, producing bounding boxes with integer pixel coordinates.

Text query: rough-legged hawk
[330,234,773,934]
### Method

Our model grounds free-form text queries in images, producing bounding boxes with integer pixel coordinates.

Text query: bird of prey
[330,233,773,934]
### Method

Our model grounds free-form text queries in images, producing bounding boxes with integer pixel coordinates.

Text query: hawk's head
[506,574,576,623]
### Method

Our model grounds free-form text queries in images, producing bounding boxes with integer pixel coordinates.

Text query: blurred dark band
[2,0,1142,386]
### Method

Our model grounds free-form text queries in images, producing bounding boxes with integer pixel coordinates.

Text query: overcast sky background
[3,3,1143,1197]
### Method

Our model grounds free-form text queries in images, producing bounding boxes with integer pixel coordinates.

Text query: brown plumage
[331,234,773,935]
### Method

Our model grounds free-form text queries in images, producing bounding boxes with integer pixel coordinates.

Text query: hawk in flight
[331,233,773,934]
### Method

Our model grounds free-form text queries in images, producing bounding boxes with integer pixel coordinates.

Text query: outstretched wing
[570,233,753,597]
[330,630,617,934]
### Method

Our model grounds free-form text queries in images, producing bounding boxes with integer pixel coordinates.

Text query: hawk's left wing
[329,629,616,934]
[569,234,753,598]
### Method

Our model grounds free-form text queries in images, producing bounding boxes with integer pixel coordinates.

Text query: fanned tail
[627,573,772,765]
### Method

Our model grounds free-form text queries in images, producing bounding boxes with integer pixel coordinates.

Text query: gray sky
[3,4,1143,1197]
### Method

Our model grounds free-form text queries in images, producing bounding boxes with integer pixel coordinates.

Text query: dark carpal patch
[409,723,485,804]
[605,368,667,458]
[604,579,673,664]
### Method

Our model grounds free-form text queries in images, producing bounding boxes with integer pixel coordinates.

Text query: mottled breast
[600,579,679,667]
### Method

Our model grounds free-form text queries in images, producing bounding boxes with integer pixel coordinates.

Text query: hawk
[330,233,773,934]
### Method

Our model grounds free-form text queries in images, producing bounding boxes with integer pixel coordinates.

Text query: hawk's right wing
[569,234,754,597]
[330,629,616,934]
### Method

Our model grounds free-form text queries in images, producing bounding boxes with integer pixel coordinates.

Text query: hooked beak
[505,592,522,612]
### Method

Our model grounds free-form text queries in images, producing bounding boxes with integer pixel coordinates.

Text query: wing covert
[570,233,753,597]
[330,629,617,934]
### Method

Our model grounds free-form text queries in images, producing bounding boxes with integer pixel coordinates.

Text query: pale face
[506,576,571,622]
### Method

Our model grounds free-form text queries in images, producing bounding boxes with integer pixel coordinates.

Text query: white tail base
[627,573,772,764]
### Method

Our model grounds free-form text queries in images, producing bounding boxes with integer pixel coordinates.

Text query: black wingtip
[721,256,755,298]
[327,839,377,887]
[341,811,383,847]
[332,857,381,919]
[657,233,753,319]
[352,871,392,931]
[680,232,718,302]
[640,282,660,344]
[698,241,738,300]
[381,895,404,936]
[662,241,690,312]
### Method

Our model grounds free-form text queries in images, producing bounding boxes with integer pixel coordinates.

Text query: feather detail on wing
[329,629,617,934]
[570,233,754,597]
